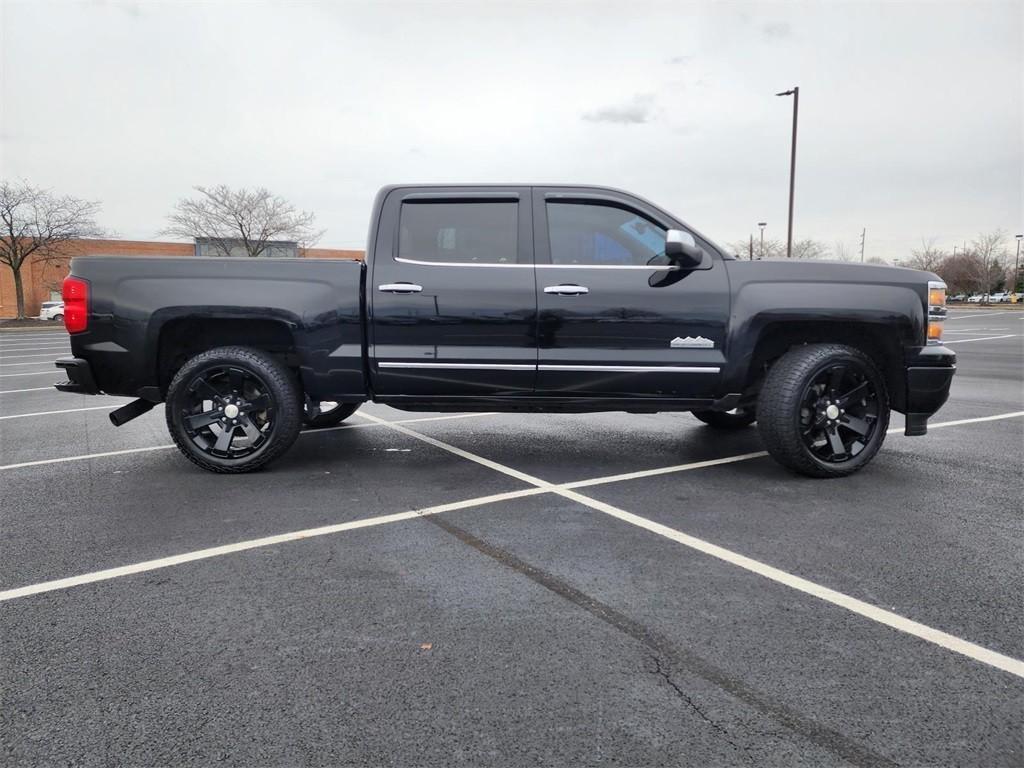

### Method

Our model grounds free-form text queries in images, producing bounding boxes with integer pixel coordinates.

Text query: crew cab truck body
[55,184,956,477]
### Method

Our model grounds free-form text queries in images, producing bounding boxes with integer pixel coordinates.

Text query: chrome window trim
[394,256,678,270]
[378,362,720,374]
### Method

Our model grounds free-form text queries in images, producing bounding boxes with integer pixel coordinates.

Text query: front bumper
[903,345,956,436]
[54,357,100,395]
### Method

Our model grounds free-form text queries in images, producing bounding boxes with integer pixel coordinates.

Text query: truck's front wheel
[165,346,303,473]
[757,344,890,478]
[304,401,360,428]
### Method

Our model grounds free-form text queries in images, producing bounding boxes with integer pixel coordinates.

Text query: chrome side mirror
[665,229,703,268]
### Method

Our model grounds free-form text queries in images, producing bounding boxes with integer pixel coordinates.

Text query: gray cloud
[762,21,791,39]
[582,94,656,125]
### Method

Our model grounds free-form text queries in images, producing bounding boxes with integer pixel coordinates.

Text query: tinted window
[546,202,668,266]
[399,202,518,264]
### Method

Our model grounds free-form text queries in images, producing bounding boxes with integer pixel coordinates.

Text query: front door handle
[378,282,423,294]
[544,284,589,296]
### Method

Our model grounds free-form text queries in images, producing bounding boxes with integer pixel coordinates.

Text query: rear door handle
[544,284,589,296]
[378,282,423,294]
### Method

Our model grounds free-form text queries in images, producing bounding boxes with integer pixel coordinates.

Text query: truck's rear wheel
[757,344,889,478]
[691,408,756,429]
[304,401,360,428]
[165,346,302,473]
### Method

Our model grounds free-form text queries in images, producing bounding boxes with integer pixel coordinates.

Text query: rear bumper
[54,357,100,395]
[903,345,956,436]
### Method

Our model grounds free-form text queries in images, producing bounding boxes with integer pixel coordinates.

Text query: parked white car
[988,292,1008,303]
[966,294,986,303]
[37,301,64,320]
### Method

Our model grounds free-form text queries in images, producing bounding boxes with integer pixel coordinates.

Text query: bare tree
[790,239,828,259]
[0,180,102,319]
[728,237,784,260]
[831,241,855,262]
[162,185,324,257]
[969,230,1009,296]
[904,238,948,272]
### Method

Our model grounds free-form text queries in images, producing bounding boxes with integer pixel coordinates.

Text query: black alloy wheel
[166,347,302,473]
[180,365,275,458]
[757,344,890,478]
[691,408,756,429]
[798,363,880,463]
[303,400,361,428]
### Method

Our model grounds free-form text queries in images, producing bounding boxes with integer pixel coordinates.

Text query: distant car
[989,292,1011,303]
[966,294,987,303]
[949,293,966,302]
[38,301,65,320]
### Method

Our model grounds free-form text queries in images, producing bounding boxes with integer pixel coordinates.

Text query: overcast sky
[1,0,1020,259]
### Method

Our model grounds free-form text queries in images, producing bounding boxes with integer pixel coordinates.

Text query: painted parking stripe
[359,411,1024,679]
[2,411,1023,680]
[943,334,1018,345]
[0,386,60,395]
[0,348,69,355]
[0,487,552,602]
[0,370,59,378]
[0,412,498,470]
[0,405,121,421]
[945,311,1014,320]
[0,361,66,368]
[0,352,68,361]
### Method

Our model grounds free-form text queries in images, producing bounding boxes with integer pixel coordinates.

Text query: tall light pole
[776,86,799,258]
[758,222,767,259]
[1015,234,1023,296]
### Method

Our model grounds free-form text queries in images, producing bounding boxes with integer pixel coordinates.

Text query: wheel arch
[731,319,908,413]
[155,315,299,395]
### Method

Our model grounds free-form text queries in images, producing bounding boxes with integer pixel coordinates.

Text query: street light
[776,87,799,258]
[757,222,767,259]
[1015,234,1023,297]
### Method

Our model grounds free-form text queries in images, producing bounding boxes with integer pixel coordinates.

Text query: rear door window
[398,202,519,265]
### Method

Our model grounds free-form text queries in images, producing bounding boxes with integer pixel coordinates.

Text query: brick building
[0,239,364,319]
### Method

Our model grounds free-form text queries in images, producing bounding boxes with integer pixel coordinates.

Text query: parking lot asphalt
[1,311,1022,767]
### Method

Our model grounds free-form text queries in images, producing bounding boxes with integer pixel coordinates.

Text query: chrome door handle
[378,282,423,294]
[544,284,589,296]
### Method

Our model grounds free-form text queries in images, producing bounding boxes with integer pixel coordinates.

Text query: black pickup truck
[55,184,955,477]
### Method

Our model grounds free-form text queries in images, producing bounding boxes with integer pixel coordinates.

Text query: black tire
[304,401,360,428]
[165,346,303,473]
[692,408,756,429]
[757,344,890,478]
[53,314,63,321]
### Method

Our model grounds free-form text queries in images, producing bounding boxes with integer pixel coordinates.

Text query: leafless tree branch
[161,185,324,257]
[0,180,103,319]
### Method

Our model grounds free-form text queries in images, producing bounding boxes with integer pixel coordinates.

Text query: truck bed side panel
[67,257,366,400]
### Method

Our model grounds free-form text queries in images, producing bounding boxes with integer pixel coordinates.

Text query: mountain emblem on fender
[670,336,715,349]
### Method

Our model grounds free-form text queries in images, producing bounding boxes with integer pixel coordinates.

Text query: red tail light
[62,277,89,334]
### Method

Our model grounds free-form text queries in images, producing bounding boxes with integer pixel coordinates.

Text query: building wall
[0,239,364,318]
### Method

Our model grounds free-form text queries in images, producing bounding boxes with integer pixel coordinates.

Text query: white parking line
[946,312,1014,320]
[0,386,60,395]
[0,405,121,421]
[0,370,59,378]
[0,487,554,602]
[0,333,69,340]
[360,411,1024,679]
[944,335,1018,345]
[0,361,64,368]
[0,342,70,350]
[0,411,498,470]
[2,410,1023,679]
[0,352,67,361]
